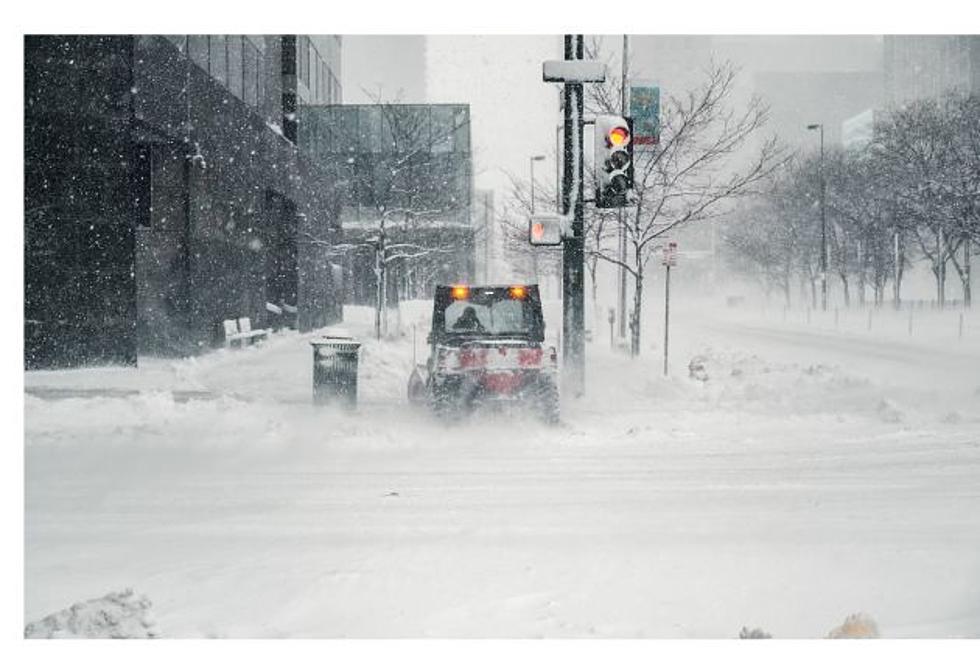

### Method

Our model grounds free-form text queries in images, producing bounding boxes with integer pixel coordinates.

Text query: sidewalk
[24,328,329,403]
[24,313,419,406]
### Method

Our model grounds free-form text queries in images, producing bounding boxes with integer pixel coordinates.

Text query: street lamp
[529,155,546,215]
[807,122,827,312]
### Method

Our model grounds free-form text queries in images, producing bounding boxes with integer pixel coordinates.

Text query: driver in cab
[452,306,485,332]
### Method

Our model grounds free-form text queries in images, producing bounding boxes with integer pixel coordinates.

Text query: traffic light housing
[595,114,634,208]
[528,214,562,246]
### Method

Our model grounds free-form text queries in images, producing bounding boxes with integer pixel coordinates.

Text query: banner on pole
[630,83,660,148]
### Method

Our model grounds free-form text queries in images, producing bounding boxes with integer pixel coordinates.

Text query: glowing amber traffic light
[595,114,634,208]
[607,126,630,147]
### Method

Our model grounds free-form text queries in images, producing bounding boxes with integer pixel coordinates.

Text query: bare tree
[501,166,617,314]
[586,53,786,355]
[726,93,980,311]
[500,170,562,289]
[301,97,472,338]
[875,98,960,306]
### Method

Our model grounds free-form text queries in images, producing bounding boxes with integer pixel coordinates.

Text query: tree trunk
[630,267,643,358]
[838,272,850,308]
[893,232,903,310]
[964,238,972,308]
[381,262,389,336]
[782,261,792,308]
[936,227,946,309]
[857,239,867,306]
[589,262,600,337]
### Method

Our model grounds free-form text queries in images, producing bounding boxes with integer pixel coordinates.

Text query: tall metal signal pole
[561,34,586,397]
[541,38,604,397]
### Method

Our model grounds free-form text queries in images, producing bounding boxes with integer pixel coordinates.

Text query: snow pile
[24,392,290,448]
[827,613,879,639]
[357,336,417,404]
[684,347,882,416]
[24,588,159,639]
[24,302,980,637]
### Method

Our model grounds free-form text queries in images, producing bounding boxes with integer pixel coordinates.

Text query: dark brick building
[25,35,344,368]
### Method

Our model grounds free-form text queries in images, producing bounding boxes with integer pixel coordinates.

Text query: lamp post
[529,154,546,215]
[807,122,827,312]
[529,154,546,290]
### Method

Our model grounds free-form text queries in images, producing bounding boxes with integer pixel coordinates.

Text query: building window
[243,40,258,106]
[298,36,309,87]
[188,35,208,71]
[132,144,152,228]
[256,46,266,109]
[307,39,314,88]
[209,35,227,85]
[227,36,244,99]
[312,55,319,100]
[165,35,187,53]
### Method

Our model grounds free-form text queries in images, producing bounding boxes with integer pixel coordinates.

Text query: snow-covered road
[24,304,980,638]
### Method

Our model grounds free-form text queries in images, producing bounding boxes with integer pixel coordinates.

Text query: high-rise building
[629,35,884,147]
[473,189,495,284]
[753,70,883,147]
[883,35,980,105]
[24,35,344,368]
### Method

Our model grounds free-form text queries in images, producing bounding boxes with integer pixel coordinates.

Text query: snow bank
[24,301,980,637]
[24,588,159,639]
[684,346,877,415]
[827,613,879,639]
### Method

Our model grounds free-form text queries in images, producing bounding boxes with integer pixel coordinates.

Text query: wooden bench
[223,317,269,348]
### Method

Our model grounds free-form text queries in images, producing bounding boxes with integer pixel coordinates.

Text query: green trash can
[311,337,361,409]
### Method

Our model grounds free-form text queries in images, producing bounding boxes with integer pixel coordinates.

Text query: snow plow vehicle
[407,284,560,423]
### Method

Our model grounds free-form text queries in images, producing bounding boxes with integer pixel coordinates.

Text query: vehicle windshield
[443,295,531,336]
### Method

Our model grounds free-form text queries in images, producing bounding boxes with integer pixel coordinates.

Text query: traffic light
[528,214,562,246]
[595,114,634,208]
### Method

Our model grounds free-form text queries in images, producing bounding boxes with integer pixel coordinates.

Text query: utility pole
[662,241,676,376]
[555,124,563,300]
[618,35,629,340]
[541,39,604,397]
[562,34,586,397]
[663,263,671,376]
[483,192,491,283]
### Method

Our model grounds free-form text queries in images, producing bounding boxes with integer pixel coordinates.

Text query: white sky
[426,36,562,201]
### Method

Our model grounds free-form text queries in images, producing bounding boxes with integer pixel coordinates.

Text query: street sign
[543,60,607,83]
[630,83,660,148]
[662,241,678,266]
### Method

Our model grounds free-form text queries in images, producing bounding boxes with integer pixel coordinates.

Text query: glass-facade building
[25,35,344,368]
[299,103,472,224]
[299,103,475,303]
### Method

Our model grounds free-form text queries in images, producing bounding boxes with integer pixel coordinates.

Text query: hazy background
[345,35,891,196]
